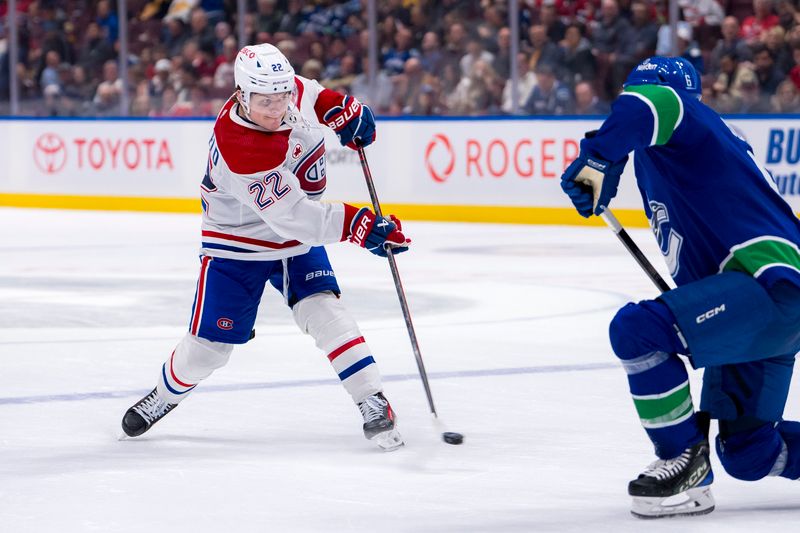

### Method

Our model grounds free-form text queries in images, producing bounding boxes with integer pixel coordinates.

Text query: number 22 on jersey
[249,171,291,210]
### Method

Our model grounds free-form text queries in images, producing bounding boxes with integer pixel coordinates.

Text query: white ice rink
[1,208,799,532]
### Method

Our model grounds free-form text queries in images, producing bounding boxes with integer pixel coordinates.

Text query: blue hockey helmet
[623,56,701,98]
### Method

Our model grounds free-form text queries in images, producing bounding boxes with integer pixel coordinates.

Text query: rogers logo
[425,134,455,183]
[33,133,67,174]
[424,134,581,181]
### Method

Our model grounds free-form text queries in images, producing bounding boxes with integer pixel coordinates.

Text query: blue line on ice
[0,362,617,405]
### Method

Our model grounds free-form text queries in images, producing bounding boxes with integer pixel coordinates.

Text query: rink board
[1,115,799,226]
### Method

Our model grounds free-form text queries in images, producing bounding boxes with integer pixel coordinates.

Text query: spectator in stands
[676,23,705,74]
[709,16,753,75]
[189,7,214,47]
[448,58,497,115]
[502,51,538,114]
[324,52,358,92]
[712,51,757,112]
[765,25,793,74]
[277,0,305,35]
[212,21,232,56]
[591,0,633,98]
[163,17,189,57]
[623,1,659,67]
[442,21,469,71]
[419,31,445,74]
[150,56,172,94]
[776,0,800,30]
[524,63,572,115]
[78,22,114,79]
[741,0,780,44]
[350,56,394,113]
[561,22,596,87]
[39,50,61,93]
[527,24,564,73]
[492,27,513,79]
[573,80,608,114]
[737,67,773,112]
[96,0,119,45]
[753,44,784,94]
[460,38,495,77]
[771,78,800,111]
[257,0,282,35]
[213,36,237,91]
[92,59,123,114]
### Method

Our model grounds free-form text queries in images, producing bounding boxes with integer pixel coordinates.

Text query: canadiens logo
[217,318,234,330]
[292,143,303,159]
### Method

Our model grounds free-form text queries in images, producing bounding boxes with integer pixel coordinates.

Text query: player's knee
[609,300,679,361]
[609,303,651,361]
[775,421,800,480]
[293,291,360,349]
[716,423,784,481]
[176,333,233,373]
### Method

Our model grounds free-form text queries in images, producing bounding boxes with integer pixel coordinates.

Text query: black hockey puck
[442,432,464,445]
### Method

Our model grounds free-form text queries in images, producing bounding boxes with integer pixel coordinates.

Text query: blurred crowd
[1,0,800,117]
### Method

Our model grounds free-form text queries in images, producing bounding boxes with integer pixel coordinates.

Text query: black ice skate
[358,392,403,451]
[121,388,177,437]
[629,440,715,519]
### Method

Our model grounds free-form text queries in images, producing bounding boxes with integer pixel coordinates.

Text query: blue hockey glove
[560,152,628,217]
[323,96,376,150]
[349,207,410,257]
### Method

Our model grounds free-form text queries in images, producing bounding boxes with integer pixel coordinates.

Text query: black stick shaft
[600,209,671,293]
[356,147,439,418]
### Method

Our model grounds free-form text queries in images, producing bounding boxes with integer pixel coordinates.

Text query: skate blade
[371,429,404,452]
[631,486,715,519]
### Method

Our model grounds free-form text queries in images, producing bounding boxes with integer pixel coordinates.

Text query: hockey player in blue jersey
[560,56,800,518]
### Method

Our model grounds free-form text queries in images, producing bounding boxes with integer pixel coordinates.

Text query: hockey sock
[157,333,233,404]
[610,300,704,459]
[293,292,382,403]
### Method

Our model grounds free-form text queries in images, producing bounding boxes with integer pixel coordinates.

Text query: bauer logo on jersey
[293,140,327,195]
[217,318,234,330]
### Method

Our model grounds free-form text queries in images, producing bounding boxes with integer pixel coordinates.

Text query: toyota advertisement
[2,117,800,217]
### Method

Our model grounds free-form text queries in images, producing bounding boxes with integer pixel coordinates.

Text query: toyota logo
[33,133,67,174]
[425,133,455,183]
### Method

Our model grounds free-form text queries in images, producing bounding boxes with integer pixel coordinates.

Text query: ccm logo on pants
[696,304,726,324]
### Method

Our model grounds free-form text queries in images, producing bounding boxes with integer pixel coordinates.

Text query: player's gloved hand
[323,96,376,150]
[349,207,410,257]
[560,152,628,217]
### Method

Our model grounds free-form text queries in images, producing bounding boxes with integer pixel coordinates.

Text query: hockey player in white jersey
[121,43,410,451]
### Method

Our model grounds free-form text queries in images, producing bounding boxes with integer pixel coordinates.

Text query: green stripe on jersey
[720,237,800,278]
[623,85,683,146]
[632,382,694,429]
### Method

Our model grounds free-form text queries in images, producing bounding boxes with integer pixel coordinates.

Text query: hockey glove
[349,207,410,257]
[323,96,376,150]
[560,152,628,217]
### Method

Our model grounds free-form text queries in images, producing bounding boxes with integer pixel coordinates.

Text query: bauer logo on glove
[348,207,410,257]
[323,96,376,150]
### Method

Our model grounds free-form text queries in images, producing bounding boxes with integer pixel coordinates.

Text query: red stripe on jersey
[202,230,301,249]
[294,77,305,110]
[169,350,195,388]
[213,98,290,175]
[341,203,359,241]
[327,336,366,361]
[190,256,212,335]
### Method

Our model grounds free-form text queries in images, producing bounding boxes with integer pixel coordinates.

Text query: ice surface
[1,208,798,532]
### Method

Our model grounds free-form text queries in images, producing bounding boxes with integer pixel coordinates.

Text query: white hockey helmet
[234,43,295,114]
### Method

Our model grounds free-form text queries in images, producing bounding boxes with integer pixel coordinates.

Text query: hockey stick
[599,208,671,293]
[356,146,463,445]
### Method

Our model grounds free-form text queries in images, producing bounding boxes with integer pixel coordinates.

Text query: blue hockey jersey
[581,84,800,290]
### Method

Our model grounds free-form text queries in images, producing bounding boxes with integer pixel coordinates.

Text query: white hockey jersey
[199,76,356,261]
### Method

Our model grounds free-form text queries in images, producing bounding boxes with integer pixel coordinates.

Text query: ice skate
[358,392,403,451]
[121,388,178,437]
[629,440,715,519]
